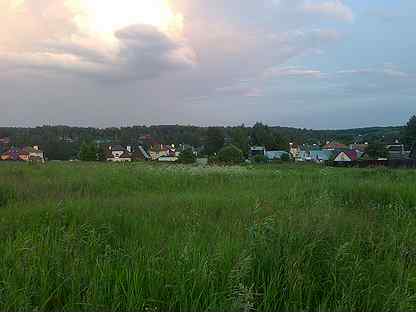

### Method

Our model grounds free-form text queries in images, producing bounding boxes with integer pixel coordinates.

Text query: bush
[280,153,290,162]
[217,144,244,165]
[178,149,197,164]
[253,154,268,164]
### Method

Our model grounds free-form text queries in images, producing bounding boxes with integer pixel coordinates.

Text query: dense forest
[0,122,407,160]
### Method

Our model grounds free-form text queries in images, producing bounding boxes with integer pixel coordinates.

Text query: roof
[335,150,358,161]
[265,150,289,159]
[22,146,43,153]
[131,145,150,160]
[109,145,126,152]
[118,152,131,159]
[310,150,333,161]
[350,144,368,151]
[2,148,24,160]
[387,145,404,152]
[323,142,348,150]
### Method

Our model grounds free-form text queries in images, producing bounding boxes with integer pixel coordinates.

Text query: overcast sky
[1,0,415,129]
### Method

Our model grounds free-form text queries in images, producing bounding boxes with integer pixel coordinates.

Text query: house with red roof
[1,146,45,162]
[323,141,348,151]
[334,150,359,163]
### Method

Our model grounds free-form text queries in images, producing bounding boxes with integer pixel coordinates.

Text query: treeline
[0,118,413,160]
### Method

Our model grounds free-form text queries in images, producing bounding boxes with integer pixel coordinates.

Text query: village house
[106,145,132,162]
[22,146,45,163]
[295,144,321,162]
[132,145,150,161]
[289,143,300,159]
[250,146,266,158]
[1,146,45,163]
[323,141,348,151]
[148,144,176,161]
[349,143,369,152]
[333,150,359,163]
[265,150,290,161]
[386,143,406,160]
[310,150,333,163]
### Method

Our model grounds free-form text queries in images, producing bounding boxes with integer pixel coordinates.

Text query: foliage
[403,115,416,146]
[280,153,290,162]
[97,146,107,162]
[0,163,416,311]
[79,142,98,161]
[366,142,389,159]
[250,123,289,150]
[205,127,225,155]
[178,148,196,164]
[253,154,268,164]
[230,125,250,157]
[0,123,407,161]
[217,144,244,164]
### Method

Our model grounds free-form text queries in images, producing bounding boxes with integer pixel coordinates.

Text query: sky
[1,0,415,129]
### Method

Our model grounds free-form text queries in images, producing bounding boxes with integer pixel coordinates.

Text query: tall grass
[0,162,416,311]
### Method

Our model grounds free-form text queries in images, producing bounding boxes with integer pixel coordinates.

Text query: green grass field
[0,162,416,311]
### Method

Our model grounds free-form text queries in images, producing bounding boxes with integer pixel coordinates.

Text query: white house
[107,145,132,162]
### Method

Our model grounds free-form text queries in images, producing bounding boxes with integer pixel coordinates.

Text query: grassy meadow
[0,162,416,311]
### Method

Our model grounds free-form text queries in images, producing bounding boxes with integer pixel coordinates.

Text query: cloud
[0,0,196,82]
[336,64,412,79]
[265,67,325,79]
[301,1,354,22]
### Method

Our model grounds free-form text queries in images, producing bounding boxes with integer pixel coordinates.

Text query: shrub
[178,149,197,164]
[253,154,268,164]
[217,144,244,165]
[280,153,290,162]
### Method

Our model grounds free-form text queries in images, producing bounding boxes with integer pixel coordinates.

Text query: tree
[271,134,290,151]
[403,115,416,146]
[205,127,225,155]
[250,123,289,150]
[79,142,98,161]
[230,125,249,157]
[97,146,107,161]
[251,123,274,148]
[178,148,196,164]
[217,144,244,164]
[366,142,388,159]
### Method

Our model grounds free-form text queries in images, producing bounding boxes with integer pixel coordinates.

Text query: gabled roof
[118,152,131,159]
[344,150,358,161]
[335,150,358,161]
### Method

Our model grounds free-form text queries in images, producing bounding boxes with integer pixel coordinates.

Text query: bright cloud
[302,0,354,22]
[0,0,195,81]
